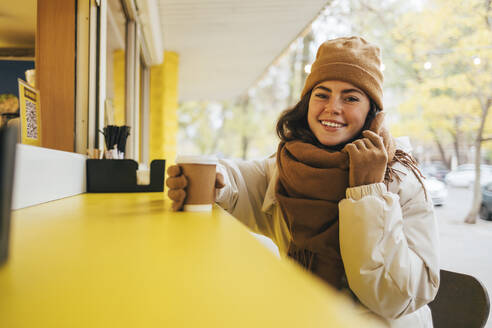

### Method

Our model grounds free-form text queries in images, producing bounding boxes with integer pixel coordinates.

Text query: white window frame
[76,0,152,162]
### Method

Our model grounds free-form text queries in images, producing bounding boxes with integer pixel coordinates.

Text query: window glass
[106,0,126,126]
[139,56,149,164]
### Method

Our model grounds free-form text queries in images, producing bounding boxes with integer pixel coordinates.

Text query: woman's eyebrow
[313,86,332,92]
[313,86,363,95]
[341,88,364,95]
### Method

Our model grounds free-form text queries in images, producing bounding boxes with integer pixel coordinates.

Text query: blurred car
[420,162,450,182]
[424,177,448,206]
[480,182,492,221]
[444,164,492,188]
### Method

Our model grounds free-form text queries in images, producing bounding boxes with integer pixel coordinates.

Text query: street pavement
[434,185,492,327]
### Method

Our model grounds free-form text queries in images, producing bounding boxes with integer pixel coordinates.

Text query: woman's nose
[324,99,342,114]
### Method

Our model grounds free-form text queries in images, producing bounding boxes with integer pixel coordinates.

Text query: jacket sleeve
[215,157,275,236]
[338,167,440,319]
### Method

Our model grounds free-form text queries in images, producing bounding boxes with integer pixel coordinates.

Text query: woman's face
[307,80,371,147]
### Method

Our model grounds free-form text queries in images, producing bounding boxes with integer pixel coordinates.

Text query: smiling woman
[166,36,440,328]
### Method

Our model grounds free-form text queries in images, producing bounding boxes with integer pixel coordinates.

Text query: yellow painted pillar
[150,51,179,166]
[113,50,126,125]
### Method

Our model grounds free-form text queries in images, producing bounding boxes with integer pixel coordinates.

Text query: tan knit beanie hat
[301,36,384,110]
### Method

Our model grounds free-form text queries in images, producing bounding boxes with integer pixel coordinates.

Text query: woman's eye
[315,93,328,99]
[345,96,359,102]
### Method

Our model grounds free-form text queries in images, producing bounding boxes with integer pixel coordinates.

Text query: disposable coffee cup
[176,155,218,212]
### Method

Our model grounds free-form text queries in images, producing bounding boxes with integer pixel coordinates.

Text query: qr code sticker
[25,99,38,139]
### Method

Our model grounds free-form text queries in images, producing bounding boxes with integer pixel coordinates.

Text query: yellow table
[0,193,381,327]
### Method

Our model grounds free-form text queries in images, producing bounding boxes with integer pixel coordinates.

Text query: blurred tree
[390,0,491,223]
[178,101,225,155]
[286,40,301,108]
[300,31,314,95]
[178,89,282,160]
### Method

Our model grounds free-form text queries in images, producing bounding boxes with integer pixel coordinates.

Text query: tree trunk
[451,116,465,165]
[452,134,460,166]
[455,124,462,165]
[486,0,492,29]
[464,97,491,223]
[287,49,298,108]
[299,31,314,93]
[465,139,482,224]
[210,103,226,153]
[241,135,249,160]
[430,127,450,169]
[240,97,250,160]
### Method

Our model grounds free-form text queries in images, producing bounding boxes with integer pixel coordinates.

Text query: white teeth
[321,121,344,128]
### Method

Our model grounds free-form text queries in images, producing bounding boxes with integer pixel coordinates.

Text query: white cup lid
[175,155,218,165]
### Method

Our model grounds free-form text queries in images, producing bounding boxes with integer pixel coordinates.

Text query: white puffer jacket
[215,144,440,328]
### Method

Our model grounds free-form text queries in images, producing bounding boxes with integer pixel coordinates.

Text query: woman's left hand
[342,130,388,187]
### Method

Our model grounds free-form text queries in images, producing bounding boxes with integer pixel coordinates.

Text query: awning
[158,0,328,101]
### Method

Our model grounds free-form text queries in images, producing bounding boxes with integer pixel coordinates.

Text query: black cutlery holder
[86,159,166,192]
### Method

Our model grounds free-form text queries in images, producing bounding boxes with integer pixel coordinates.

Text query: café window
[78,0,151,162]
[106,0,127,128]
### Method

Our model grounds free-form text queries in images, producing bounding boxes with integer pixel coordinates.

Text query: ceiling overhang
[158,0,328,102]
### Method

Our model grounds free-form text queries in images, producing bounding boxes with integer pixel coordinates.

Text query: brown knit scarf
[275,131,424,289]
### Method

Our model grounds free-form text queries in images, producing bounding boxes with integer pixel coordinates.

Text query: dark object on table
[0,125,17,266]
[429,269,490,328]
[86,159,165,192]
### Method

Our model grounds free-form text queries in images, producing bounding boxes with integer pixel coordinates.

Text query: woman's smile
[320,120,347,130]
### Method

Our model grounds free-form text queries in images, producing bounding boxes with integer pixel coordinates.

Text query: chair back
[429,269,490,328]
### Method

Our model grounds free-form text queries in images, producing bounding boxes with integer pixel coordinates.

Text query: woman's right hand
[166,165,188,211]
[165,165,226,211]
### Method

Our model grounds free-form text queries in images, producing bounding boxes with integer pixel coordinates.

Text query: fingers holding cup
[166,174,188,189]
[167,164,182,177]
[168,189,186,211]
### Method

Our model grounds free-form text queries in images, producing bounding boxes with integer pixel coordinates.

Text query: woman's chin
[315,130,361,149]
[316,137,352,150]
[318,137,343,147]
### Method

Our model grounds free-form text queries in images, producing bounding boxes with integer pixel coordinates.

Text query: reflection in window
[139,56,150,164]
[106,0,126,126]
